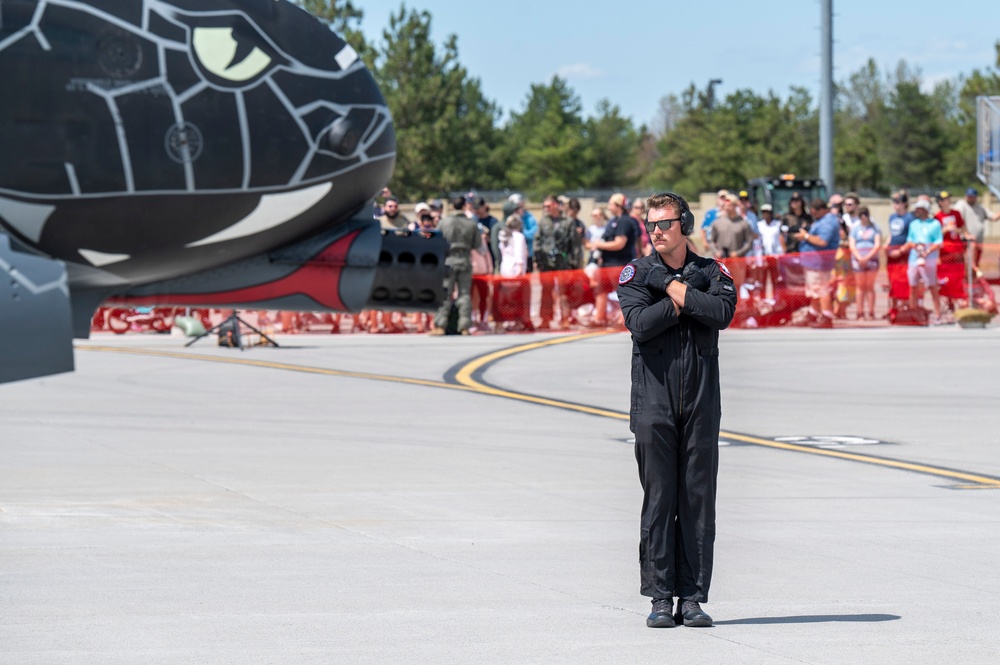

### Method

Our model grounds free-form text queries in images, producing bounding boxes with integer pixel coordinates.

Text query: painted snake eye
[192,26,273,83]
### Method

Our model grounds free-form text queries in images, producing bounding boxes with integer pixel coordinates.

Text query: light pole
[707,79,723,111]
[820,0,834,192]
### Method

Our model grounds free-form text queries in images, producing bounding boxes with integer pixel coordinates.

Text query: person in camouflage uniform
[534,195,583,329]
[429,197,483,336]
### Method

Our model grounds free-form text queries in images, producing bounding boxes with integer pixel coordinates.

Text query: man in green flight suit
[535,195,583,329]
[429,196,484,336]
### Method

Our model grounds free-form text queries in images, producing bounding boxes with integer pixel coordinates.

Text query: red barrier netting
[92,244,1000,334]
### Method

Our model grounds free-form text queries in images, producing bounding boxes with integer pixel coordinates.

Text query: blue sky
[353,0,1000,128]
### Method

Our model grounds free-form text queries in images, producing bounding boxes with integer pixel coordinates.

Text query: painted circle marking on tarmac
[773,435,887,448]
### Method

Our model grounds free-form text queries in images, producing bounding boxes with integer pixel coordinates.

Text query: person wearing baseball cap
[884,190,915,308]
[427,199,444,224]
[738,191,758,224]
[408,202,433,232]
[905,199,943,323]
[699,189,730,254]
[953,187,1000,274]
[934,191,969,244]
[753,203,783,295]
[508,193,538,270]
[795,199,841,327]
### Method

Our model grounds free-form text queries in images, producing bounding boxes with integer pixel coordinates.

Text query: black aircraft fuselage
[0,0,446,384]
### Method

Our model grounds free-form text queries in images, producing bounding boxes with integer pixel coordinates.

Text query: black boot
[674,599,713,627]
[646,597,676,628]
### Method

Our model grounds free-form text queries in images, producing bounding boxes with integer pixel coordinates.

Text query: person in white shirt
[498,215,528,277]
[753,204,785,295]
[841,193,861,232]
[495,214,533,332]
[585,206,609,266]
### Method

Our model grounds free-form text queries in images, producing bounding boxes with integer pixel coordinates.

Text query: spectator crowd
[696,186,1000,327]
[334,186,1000,334]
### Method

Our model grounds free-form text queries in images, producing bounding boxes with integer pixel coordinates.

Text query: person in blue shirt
[887,192,916,247]
[738,191,760,228]
[905,199,944,323]
[795,199,842,328]
[508,193,538,272]
[885,191,916,308]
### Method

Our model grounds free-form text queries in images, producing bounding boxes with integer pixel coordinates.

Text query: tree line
[299,1,1000,201]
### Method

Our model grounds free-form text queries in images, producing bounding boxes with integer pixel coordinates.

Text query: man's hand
[644,265,675,293]
[681,263,710,292]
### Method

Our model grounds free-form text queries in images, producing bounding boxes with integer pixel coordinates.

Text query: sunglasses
[645,218,681,233]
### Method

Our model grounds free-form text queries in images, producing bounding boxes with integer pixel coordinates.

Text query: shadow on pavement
[715,614,901,625]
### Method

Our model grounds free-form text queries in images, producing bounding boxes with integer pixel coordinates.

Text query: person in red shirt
[934,191,974,302]
[934,191,969,243]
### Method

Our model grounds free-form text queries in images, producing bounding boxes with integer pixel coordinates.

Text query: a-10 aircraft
[0,0,447,384]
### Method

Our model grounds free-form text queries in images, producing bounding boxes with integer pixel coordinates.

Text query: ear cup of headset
[680,208,694,236]
[662,192,694,236]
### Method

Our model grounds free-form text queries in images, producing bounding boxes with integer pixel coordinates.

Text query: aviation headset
[644,192,695,236]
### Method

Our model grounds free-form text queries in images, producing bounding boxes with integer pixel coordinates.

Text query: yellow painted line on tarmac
[81,335,1000,489]
[450,339,1000,488]
[450,332,627,419]
[78,345,468,392]
[718,432,1000,489]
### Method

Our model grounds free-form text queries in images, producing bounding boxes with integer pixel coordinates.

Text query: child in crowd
[584,206,609,279]
[833,221,855,319]
[495,214,532,331]
[849,206,881,320]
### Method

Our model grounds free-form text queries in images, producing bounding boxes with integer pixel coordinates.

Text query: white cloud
[556,63,605,79]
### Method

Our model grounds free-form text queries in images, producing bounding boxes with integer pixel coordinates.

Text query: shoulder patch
[716,260,733,281]
[618,264,636,285]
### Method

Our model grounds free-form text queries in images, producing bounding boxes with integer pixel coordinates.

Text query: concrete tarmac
[2,326,999,664]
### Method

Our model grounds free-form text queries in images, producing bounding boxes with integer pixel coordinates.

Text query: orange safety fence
[721,243,998,328]
[91,244,1000,334]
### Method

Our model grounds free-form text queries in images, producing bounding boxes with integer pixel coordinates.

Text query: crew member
[617,193,737,629]
[429,197,482,336]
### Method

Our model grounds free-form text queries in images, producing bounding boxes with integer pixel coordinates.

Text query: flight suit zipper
[677,317,685,421]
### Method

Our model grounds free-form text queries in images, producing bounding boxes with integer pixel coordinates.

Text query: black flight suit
[617,249,736,602]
